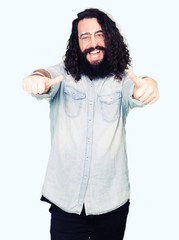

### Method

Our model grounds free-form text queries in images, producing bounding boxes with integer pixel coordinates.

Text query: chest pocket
[64,85,86,118]
[99,91,122,122]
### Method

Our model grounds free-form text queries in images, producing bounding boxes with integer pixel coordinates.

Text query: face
[78,18,106,65]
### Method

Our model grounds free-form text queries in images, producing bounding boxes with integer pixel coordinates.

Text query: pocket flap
[99,91,122,104]
[64,85,86,100]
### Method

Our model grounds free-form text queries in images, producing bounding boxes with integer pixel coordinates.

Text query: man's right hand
[22,74,64,95]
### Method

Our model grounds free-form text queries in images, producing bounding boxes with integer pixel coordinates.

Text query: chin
[89,60,101,65]
[87,57,104,66]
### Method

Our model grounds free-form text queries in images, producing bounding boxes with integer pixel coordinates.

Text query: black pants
[49,200,130,240]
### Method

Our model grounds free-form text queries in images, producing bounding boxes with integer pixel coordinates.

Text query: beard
[78,46,113,80]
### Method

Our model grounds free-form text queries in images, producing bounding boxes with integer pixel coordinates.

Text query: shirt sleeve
[32,63,64,101]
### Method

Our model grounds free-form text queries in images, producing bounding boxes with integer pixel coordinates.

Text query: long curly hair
[64,8,131,80]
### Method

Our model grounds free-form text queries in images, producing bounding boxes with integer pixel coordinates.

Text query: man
[23,8,159,240]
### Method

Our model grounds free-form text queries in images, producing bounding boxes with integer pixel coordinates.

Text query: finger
[134,86,147,99]
[28,76,42,94]
[140,90,159,104]
[139,89,154,102]
[128,69,138,84]
[37,80,46,94]
[141,95,154,104]
[148,95,160,105]
[32,76,46,94]
[31,80,38,95]
[22,78,26,91]
[141,88,159,103]
[22,77,30,92]
[148,99,157,105]
[23,76,33,93]
[27,83,32,94]
[49,75,64,87]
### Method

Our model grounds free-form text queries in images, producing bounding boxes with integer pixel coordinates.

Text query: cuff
[129,83,146,107]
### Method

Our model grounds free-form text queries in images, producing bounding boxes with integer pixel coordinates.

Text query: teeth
[90,50,100,54]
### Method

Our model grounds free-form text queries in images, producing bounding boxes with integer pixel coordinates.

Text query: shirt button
[84,176,87,179]
[86,157,89,161]
[88,138,90,142]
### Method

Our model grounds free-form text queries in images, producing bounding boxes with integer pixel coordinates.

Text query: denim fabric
[33,62,144,215]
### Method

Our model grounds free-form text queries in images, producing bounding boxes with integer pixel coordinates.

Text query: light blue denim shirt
[33,62,144,215]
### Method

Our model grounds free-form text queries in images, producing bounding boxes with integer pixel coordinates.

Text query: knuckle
[38,85,45,94]
[27,78,33,85]
[153,92,157,97]
[39,77,45,85]
[148,87,154,94]
[135,91,141,99]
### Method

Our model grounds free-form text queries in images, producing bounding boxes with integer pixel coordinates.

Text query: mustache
[82,46,106,56]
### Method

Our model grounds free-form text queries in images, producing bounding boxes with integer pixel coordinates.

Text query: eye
[80,33,91,41]
[95,33,104,39]
[81,35,90,40]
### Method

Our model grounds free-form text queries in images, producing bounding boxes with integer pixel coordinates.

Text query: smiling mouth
[89,50,100,55]
[85,47,105,64]
[83,46,105,56]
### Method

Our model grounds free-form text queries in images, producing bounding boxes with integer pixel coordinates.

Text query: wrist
[32,69,51,78]
[30,72,45,77]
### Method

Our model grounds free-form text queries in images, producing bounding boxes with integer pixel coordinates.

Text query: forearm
[32,69,51,78]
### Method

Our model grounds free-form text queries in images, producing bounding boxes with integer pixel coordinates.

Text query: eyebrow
[79,30,103,38]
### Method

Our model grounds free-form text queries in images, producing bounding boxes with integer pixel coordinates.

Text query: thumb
[128,69,141,87]
[48,75,64,87]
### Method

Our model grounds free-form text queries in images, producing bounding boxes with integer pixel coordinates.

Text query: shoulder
[44,62,66,78]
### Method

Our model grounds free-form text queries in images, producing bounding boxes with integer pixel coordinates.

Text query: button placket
[78,80,95,206]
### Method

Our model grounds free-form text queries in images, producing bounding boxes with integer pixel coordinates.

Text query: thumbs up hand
[128,69,159,105]
[23,74,64,95]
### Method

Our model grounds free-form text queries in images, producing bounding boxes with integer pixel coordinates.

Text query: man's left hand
[128,69,160,105]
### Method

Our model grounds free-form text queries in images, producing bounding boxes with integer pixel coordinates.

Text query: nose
[90,35,98,48]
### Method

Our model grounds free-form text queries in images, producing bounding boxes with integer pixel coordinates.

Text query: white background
[1,0,179,239]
